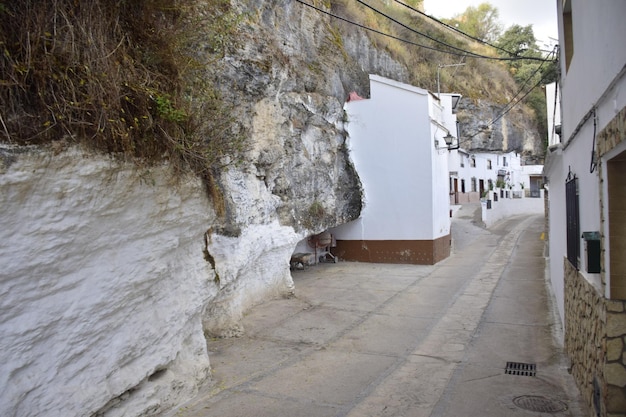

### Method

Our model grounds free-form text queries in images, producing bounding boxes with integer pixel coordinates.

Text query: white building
[544,1,626,415]
[330,75,456,264]
[448,149,543,204]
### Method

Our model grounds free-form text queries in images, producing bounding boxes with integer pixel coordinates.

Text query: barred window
[566,172,579,269]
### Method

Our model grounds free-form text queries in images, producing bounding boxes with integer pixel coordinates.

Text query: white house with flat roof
[330,75,456,264]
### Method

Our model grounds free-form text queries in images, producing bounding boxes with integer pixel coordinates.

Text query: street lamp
[443,132,459,150]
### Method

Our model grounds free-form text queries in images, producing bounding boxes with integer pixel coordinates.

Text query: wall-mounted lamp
[443,132,459,150]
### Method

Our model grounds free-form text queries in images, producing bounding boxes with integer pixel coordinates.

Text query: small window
[487,160,492,170]
[470,156,476,168]
[460,154,465,167]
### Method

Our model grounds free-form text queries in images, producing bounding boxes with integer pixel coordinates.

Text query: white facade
[545,1,626,414]
[331,75,454,264]
[546,0,626,319]
[448,148,542,203]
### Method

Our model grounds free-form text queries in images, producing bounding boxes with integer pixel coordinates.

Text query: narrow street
[171,205,586,417]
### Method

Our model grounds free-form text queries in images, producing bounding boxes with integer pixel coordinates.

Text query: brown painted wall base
[334,235,451,265]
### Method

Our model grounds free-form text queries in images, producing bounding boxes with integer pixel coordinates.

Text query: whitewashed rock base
[0,147,217,417]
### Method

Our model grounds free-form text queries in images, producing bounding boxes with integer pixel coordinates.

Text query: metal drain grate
[513,395,568,413]
[505,361,536,376]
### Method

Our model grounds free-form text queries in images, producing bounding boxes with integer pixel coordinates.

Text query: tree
[496,24,540,58]
[450,3,502,42]
[496,25,555,146]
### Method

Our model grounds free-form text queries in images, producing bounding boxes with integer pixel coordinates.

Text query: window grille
[565,172,579,269]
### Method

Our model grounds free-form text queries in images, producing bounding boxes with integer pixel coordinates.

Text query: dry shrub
[0,0,243,178]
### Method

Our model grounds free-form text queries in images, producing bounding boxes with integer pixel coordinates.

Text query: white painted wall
[544,146,567,322]
[546,82,562,147]
[333,75,451,241]
[557,1,626,144]
[481,190,545,227]
[544,125,603,321]
[432,94,457,237]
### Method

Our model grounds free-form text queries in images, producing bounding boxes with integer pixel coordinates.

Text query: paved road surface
[170,206,586,417]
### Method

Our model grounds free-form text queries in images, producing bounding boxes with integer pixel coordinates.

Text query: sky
[422,0,558,49]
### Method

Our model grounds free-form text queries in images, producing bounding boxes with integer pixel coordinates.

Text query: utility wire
[354,0,489,58]
[393,0,554,56]
[392,0,515,57]
[293,0,485,58]
[293,0,555,63]
[357,0,552,61]
[458,45,556,144]
[494,46,556,118]
[463,64,557,142]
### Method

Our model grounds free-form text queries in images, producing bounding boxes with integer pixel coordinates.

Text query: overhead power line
[293,0,555,63]
[391,0,517,57]
[462,50,557,142]
[354,0,488,58]
[393,0,555,56]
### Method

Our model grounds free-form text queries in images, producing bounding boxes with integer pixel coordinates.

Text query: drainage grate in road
[513,395,568,413]
[505,361,536,376]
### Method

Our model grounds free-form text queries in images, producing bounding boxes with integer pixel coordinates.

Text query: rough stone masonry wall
[564,260,626,416]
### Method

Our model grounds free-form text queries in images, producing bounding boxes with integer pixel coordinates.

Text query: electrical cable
[494,46,556,118]
[293,0,556,63]
[354,0,490,58]
[293,0,486,57]
[394,0,554,56]
[391,0,517,57]
[462,66,557,142]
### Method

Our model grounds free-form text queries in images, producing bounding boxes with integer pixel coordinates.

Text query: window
[471,177,477,192]
[470,156,476,168]
[565,172,579,269]
[460,154,465,167]
[487,159,492,170]
[503,156,508,167]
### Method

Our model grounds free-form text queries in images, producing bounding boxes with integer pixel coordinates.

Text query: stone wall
[564,259,626,416]
[606,302,626,415]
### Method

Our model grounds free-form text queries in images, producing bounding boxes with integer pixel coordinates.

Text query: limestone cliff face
[457,99,545,163]
[201,0,414,336]
[0,1,544,417]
